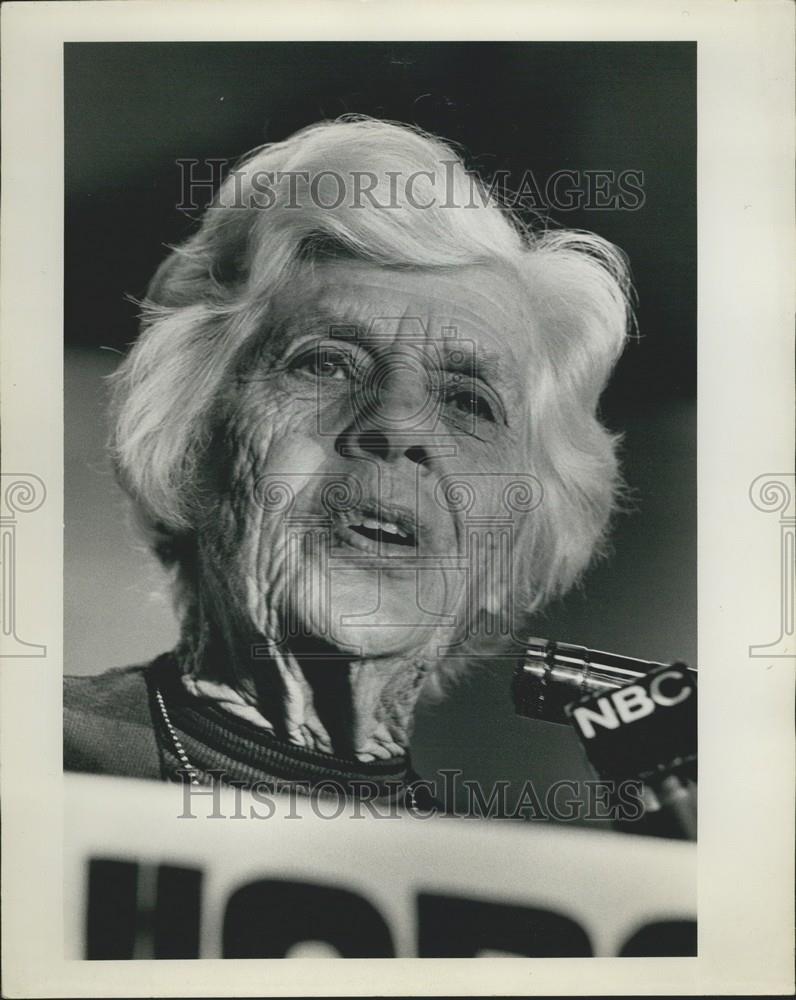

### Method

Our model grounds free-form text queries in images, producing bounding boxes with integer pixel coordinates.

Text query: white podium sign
[64,773,696,959]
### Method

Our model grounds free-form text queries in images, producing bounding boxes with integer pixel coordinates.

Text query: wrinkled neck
[175,604,431,762]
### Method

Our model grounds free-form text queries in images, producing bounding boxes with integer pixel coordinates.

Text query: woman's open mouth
[347,517,415,547]
[335,504,418,552]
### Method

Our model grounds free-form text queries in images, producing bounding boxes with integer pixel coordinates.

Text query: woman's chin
[326,622,435,659]
[279,579,456,659]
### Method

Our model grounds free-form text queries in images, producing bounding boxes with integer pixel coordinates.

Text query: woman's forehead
[272,260,531,357]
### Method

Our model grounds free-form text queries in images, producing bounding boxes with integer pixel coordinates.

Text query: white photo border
[1,0,794,995]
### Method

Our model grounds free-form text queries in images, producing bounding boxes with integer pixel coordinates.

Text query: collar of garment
[148,652,426,802]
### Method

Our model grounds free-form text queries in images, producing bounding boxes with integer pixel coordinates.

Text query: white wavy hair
[111,116,633,644]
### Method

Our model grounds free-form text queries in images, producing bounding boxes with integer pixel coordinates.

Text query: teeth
[349,516,411,539]
[364,518,402,535]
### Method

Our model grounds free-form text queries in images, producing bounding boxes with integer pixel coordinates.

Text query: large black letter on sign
[223,879,395,957]
[86,859,203,959]
[417,893,593,957]
[619,920,697,956]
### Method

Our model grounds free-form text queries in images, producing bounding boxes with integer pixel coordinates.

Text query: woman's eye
[293,347,355,380]
[447,384,496,423]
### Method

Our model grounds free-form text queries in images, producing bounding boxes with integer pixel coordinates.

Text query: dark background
[65,42,696,817]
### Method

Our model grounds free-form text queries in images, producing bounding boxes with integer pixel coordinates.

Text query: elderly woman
[64,118,631,804]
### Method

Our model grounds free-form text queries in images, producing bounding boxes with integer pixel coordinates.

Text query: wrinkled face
[202,261,535,658]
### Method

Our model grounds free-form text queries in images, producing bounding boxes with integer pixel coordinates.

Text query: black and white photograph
[1,2,793,996]
[63,37,699,958]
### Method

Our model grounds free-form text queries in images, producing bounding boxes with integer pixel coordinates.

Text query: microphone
[512,637,696,725]
[513,638,698,840]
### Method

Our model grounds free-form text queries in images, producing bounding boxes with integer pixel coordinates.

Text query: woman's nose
[336,356,439,464]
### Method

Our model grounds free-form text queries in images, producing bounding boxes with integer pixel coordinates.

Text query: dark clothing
[64,653,438,808]
[64,659,162,780]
